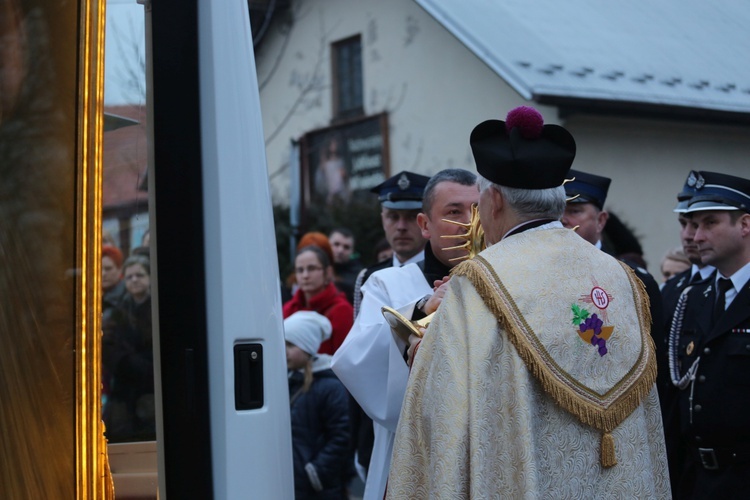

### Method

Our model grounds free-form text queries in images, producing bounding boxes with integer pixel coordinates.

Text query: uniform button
[695,436,702,442]
[694,405,702,412]
[703,347,711,355]
[746,345,750,351]
[698,375,706,383]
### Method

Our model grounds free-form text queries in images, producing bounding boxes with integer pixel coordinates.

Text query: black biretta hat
[471,106,576,189]
[565,169,611,210]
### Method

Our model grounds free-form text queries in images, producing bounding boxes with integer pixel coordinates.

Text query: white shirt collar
[718,260,750,296]
[394,249,425,268]
[713,261,750,310]
[692,264,715,281]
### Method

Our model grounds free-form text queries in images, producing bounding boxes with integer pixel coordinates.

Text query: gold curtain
[0,0,111,496]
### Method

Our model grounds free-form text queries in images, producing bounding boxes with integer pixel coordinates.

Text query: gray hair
[477,174,566,220]
[422,169,477,217]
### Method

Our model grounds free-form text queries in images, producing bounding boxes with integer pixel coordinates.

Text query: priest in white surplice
[386,107,670,499]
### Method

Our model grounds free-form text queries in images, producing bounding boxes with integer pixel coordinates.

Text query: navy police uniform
[669,171,750,499]
[661,170,720,495]
[672,275,750,498]
[663,269,699,331]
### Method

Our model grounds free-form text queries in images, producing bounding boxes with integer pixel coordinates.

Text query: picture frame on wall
[300,112,390,212]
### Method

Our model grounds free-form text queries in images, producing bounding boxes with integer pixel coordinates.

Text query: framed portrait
[300,112,390,211]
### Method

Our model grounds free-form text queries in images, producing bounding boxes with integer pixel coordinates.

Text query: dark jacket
[670,276,750,498]
[333,258,363,304]
[660,268,714,496]
[102,293,155,442]
[662,269,693,336]
[289,355,350,499]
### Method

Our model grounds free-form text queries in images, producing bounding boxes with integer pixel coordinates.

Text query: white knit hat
[283,311,332,356]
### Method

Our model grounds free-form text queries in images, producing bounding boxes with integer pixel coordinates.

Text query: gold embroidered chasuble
[387,228,670,499]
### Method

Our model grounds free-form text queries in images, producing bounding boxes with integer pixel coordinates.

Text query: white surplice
[332,263,431,500]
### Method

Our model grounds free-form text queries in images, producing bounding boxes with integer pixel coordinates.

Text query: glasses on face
[125,272,148,281]
[295,265,324,275]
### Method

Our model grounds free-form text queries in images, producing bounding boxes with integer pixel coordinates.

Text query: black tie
[713,278,733,323]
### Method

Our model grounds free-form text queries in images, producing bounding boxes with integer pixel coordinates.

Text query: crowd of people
[101,105,750,498]
[290,107,750,499]
[101,231,155,442]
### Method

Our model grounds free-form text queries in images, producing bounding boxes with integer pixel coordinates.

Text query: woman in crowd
[102,254,155,441]
[285,311,350,499]
[660,245,691,283]
[283,245,353,355]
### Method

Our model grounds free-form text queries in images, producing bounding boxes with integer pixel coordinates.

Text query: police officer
[660,171,717,494]
[669,171,750,498]
[352,171,430,317]
[662,171,717,328]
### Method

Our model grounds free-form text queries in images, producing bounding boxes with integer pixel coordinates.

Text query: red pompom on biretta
[470,105,576,189]
[505,106,544,139]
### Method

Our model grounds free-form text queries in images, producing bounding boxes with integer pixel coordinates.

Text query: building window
[332,35,363,120]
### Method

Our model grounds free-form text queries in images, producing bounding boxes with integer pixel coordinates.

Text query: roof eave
[535,94,750,127]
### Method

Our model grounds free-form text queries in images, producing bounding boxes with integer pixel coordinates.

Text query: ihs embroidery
[571,285,614,357]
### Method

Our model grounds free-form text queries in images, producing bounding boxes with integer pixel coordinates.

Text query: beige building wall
[257,0,750,276]
[256,0,559,197]
[567,115,750,275]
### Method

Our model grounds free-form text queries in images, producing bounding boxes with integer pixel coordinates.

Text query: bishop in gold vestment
[386,107,670,498]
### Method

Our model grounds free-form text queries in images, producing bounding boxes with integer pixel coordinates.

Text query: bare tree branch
[111,17,146,105]
[258,0,316,91]
[263,11,340,146]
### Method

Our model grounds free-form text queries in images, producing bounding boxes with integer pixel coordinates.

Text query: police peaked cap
[370,170,431,209]
[565,169,611,210]
[686,171,750,213]
[673,170,701,213]
[471,106,576,189]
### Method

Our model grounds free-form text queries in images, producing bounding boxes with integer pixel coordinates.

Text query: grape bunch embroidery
[571,286,614,357]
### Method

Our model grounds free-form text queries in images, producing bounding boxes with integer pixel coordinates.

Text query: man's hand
[422,276,451,315]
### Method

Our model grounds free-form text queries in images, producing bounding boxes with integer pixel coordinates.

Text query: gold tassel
[601,432,617,468]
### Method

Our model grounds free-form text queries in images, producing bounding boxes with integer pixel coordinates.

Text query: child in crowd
[285,311,350,499]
